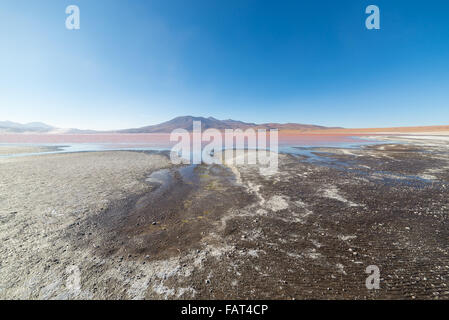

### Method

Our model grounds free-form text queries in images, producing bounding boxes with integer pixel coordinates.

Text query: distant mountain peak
[118,116,331,133]
[0,116,338,134]
[0,121,55,133]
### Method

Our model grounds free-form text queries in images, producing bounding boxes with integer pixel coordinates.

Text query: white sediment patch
[338,235,357,241]
[398,135,449,142]
[425,167,449,174]
[341,149,359,156]
[128,276,152,300]
[287,252,302,260]
[304,249,322,260]
[176,287,197,298]
[246,249,264,258]
[421,166,449,179]
[265,195,289,212]
[152,282,176,299]
[243,228,264,242]
[368,134,449,145]
[286,248,322,260]
[228,165,243,185]
[246,181,265,204]
[320,185,360,207]
[336,263,347,275]
[294,200,313,217]
[146,243,234,299]
[310,239,322,248]
[418,174,437,180]
[150,282,197,300]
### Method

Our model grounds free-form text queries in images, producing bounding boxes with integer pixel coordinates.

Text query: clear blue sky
[0,0,448,130]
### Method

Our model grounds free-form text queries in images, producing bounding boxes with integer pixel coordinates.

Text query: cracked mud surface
[1,140,448,299]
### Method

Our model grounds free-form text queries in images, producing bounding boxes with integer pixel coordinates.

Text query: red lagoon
[0,133,374,148]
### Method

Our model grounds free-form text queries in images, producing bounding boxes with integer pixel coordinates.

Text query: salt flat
[1,142,448,299]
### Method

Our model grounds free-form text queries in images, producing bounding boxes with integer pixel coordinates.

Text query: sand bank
[0,151,171,299]
[0,145,61,156]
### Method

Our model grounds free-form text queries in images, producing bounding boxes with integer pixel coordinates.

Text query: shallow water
[287,144,439,188]
[0,135,386,158]
[0,143,169,158]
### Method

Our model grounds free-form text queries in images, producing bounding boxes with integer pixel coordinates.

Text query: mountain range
[118,116,333,133]
[0,117,337,134]
[0,121,55,133]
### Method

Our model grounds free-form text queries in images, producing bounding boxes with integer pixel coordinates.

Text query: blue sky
[0,0,448,130]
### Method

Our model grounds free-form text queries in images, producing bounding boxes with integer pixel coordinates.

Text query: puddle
[283,147,351,168]
[72,161,252,261]
[0,143,170,158]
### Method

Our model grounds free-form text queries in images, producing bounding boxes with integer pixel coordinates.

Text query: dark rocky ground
[65,141,449,299]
